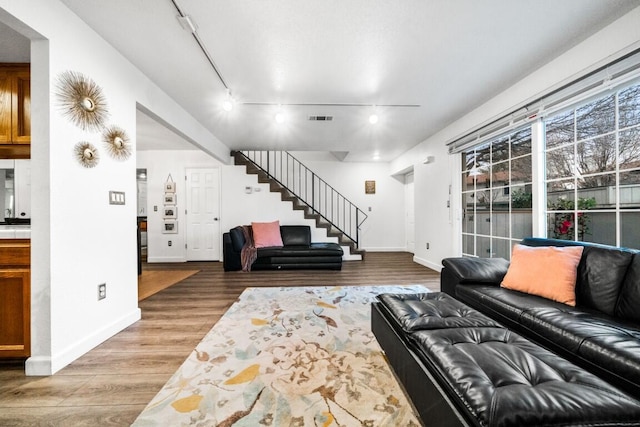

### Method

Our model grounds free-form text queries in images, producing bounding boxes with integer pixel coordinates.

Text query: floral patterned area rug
[132,285,428,427]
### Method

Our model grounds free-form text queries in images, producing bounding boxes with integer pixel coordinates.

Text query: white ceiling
[4,1,640,161]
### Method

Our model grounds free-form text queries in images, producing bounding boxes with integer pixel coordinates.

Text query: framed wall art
[162,220,178,234]
[164,193,176,205]
[163,207,177,219]
[164,181,176,193]
[365,180,376,194]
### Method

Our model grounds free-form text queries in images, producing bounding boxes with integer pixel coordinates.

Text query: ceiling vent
[308,115,334,121]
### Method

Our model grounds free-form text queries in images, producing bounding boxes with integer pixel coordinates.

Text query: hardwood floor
[0,252,440,426]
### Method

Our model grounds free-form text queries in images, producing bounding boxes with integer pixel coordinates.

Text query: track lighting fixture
[222,89,234,112]
[172,0,228,89]
[176,15,198,33]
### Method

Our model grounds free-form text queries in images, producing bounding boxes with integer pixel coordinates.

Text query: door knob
[214,218,219,221]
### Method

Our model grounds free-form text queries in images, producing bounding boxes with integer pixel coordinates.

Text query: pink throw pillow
[251,221,284,248]
[501,244,584,306]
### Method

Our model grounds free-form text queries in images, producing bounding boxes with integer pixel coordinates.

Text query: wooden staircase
[233,151,366,259]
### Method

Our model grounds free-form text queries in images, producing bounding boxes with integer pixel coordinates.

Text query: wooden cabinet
[0,239,30,358]
[0,64,30,159]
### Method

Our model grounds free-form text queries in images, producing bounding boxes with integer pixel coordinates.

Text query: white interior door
[185,168,220,261]
[405,172,415,253]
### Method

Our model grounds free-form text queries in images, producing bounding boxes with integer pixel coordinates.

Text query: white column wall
[0,0,231,375]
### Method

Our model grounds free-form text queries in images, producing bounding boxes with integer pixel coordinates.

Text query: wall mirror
[137,168,147,216]
[0,168,15,222]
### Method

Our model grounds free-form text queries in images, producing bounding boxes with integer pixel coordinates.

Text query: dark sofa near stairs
[223,225,343,271]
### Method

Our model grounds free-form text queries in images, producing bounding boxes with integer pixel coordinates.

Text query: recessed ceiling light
[369,114,379,124]
[275,111,286,124]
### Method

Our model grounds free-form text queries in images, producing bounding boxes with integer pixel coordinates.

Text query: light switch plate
[109,191,125,205]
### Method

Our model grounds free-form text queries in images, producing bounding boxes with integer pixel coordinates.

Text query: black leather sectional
[223,225,343,271]
[372,238,640,426]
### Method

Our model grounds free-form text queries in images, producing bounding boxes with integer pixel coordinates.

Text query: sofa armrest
[223,232,242,271]
[440,257,510,297]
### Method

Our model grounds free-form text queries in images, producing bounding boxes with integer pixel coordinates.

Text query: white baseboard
[24,356,52,376]
[362,247,408,252]
[147,256,186,263]
[412,255,442,273]
[341,246,362,261]
[25,308,141,376]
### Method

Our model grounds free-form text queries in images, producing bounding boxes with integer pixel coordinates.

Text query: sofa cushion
[441,257,510,284]
[410,327,640,426]
[252,221,284,248]
[579,330,640,390]
[616,254,640,322]
[576,246,635,316]
[501,244,583,306]
[519,306,635,353]
[376,292,500,332]
[456,285,568,326]
[520,238,636,315]
[280,225,311,246]
[229,226,246,252]
[257,243,342,258]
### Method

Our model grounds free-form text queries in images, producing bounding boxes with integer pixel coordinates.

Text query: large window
[459,82,640,256]
[461,128,533,259]
[545,83,640,248]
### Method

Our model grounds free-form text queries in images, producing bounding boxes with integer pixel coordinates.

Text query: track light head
[177,15,198,33]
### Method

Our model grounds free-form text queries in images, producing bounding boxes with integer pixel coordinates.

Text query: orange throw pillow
[251,221,284,248]
[501,244,584,306]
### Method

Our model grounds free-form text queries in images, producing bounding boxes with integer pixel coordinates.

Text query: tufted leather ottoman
[372,292,640,426]
[376,292,501,332]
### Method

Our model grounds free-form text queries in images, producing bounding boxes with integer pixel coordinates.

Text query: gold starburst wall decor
[102,125,131,160]
[74,141,100,168]
[56,71,109,131]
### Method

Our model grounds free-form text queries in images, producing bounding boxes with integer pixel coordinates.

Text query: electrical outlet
[98,283,106,300]
[168,240,172,246]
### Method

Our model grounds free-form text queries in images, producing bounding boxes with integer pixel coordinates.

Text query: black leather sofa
[371,237,640,426]
[441,237,640,399]
[223,225,343,271]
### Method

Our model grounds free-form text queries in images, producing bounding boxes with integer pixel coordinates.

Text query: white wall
[137,152,342,262]
[292,154,406,251]
[391,6,640,272]
[137,150,224,262]
[138,151,405,260]
[0,0,231,375]
[220,162,335,244]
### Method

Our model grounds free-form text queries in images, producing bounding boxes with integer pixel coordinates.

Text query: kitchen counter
[0,224,31,239]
